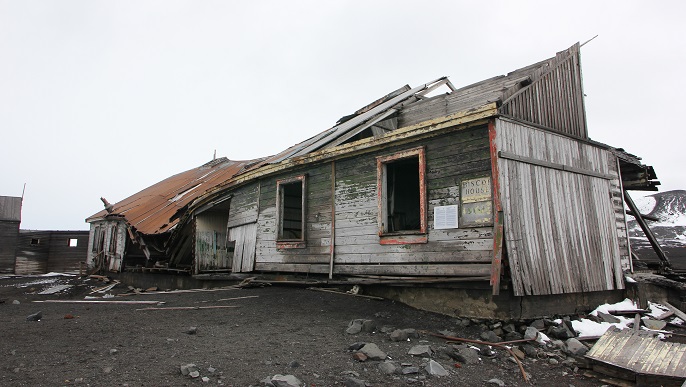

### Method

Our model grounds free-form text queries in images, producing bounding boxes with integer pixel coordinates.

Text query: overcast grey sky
[1,1,684,230]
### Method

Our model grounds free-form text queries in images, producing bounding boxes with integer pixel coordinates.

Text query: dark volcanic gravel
[0,274,605,386]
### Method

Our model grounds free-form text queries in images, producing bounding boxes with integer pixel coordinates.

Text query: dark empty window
[31,238,40,245]
[377,147,427,238]
[276,175,307,247]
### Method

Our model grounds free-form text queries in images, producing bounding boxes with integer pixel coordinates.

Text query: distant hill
[628,190,686,270]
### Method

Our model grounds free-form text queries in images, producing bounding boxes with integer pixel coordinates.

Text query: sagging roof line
[268,77,451,163]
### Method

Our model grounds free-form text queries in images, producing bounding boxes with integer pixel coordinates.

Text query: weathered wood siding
[15,231,49,274]
[332,126,494,276]
[499,43,587,138]
[226,183,260,272]
[254,164,333,273]
[46,231,89,273]
[86,220,126,272]
[195,211,230,272]
[0,196,22,274]
[0,221,19,273]
[495,118,623,296]
[14,231,88,274]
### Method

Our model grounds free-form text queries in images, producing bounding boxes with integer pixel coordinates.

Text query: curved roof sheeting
[86,158,258,234]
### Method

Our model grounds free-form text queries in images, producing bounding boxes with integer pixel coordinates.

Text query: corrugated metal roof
[0,196,22,222]
[86,158,256,235]
[586,327,686,381]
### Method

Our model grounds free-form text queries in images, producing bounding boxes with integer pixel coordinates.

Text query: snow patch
[590,298,637,316]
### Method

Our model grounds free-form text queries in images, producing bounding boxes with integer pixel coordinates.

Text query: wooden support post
[488,119,504,295]
[491,211,504,295]
[623,190,671,270]
[329,161,336,279]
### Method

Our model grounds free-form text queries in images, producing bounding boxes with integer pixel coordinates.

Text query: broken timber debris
[585,326,686,386]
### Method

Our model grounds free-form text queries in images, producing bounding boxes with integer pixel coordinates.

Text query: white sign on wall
[433,205,459,229]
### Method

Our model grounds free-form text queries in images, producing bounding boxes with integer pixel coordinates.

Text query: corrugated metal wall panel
[496,119,623,296]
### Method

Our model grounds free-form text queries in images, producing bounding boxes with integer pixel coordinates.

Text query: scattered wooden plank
[307,287,384,300]
[197,295,259,303]
[664,302,686,322]
[136,305,240,311]
[118,287,240,296]
[34,300,163,304]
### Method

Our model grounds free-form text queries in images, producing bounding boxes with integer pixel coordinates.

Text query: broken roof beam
[274,77,451,162]
[325,108,398,149]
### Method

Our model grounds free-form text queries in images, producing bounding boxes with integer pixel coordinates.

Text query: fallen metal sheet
[586,327,686,386]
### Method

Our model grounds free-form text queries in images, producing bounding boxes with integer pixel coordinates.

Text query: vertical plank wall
[495,119,624,296]
[254,164,333,273]
[195,211,230,272]
[331,126,493,277]
[225,183,260,272]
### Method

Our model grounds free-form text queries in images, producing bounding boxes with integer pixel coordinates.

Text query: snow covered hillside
[628,190,686,246]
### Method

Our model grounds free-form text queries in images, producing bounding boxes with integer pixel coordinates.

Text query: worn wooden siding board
[226,183,259,228]
[15,231,49,275]
[331,127,493,276]
[0,221,19,273]
[46,231,89,273]
[607,155,631,272]
[254,163,333,269]
[501,44,587,138]
[196,211,231,272]
[496,119,623,296]
[586,328,686,381]
[229,223,257,272]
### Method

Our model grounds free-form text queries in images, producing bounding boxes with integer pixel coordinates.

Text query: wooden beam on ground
[33,300,163,304]
[136,305,240,311]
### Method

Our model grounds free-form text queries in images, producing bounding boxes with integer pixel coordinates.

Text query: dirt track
[0,275,604,386]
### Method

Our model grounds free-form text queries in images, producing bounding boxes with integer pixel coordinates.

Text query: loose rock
[524,326,540,341]
[271,374,302,387]
[425,360,448,377]
[402,366,420,375]
[408,344,432,357]
[378,361,399,374]
[26,311,42,321]
[359,343,386,360]
[389,328,418,342]
[185,326,198,335]
[451,345,480,364]
[480,330,501,343]
[343,377,366,387]
[486,378,506,386]
[565,338,588,356]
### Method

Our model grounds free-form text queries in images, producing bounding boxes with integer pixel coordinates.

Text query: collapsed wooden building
[85,44,660,318]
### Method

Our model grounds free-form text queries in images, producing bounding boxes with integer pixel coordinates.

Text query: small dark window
[69,238,78,247]
[30,238,40,245]
[377,147,427,241]
[276,175,307,248]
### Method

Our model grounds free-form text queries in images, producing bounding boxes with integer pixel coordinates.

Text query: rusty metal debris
[421,330,534,382]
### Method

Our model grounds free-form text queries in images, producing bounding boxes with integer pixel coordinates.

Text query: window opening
[276,176,306,243]
[31,238,40,245]
[386,158,421,232]
[68,238,78,247]
[377,147,427,237]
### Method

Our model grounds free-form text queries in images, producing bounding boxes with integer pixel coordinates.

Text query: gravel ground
[0,274,608,386]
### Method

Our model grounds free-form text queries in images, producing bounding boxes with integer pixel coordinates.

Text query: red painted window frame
[376,146,428,245]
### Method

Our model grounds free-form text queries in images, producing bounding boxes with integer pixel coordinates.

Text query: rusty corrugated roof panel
[586,327,686,383]
[86,158,255,235]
